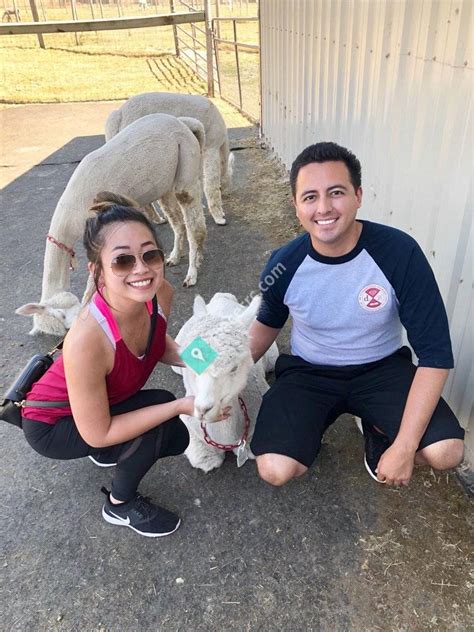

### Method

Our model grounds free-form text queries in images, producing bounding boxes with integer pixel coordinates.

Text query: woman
[22,192,227,538]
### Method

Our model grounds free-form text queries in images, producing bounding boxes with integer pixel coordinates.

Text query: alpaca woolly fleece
[29,113,207,335]
[105,92,232,225]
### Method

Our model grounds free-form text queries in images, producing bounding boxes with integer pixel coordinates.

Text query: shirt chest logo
[358,284,388,311]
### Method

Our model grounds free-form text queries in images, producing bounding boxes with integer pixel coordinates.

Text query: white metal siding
[260,0,473,453]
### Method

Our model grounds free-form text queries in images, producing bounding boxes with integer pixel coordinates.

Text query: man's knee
[256,453,307,486]
[418,438,464,470]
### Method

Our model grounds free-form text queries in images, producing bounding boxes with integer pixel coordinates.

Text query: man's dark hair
[290,141,362,197]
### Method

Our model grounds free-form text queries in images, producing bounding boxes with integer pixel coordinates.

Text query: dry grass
[1,4,259,115]
[1,47,208,102]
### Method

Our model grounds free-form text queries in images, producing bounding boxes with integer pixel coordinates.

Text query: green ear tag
[180,336,218,375]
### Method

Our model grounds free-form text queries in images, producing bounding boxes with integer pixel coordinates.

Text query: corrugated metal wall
[260,0,473,456]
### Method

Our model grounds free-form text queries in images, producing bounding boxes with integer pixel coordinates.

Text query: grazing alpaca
[28,113,207,336]
[105,92,233,226]
[16,292,81,332]
[174,293,278,472]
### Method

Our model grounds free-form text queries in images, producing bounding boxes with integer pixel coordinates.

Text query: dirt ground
[0,102,472,631]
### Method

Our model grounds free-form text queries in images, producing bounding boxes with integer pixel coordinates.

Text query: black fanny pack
[0,342,68,429]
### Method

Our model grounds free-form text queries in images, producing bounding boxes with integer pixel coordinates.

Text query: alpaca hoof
[183,275,197,287]
[166,254,180,266]
[213,216,227,226]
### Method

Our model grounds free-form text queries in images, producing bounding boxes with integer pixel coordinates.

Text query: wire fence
[173,0,259,121]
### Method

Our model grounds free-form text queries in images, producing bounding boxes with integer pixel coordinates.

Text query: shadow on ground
[0,112,472,632]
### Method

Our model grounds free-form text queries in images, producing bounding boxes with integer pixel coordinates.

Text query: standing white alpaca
[105,92,233,226]
[29,113,207,336]
[173,293,278,473]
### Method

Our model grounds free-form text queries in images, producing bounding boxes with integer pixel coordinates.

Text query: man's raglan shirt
[257,220,453,368]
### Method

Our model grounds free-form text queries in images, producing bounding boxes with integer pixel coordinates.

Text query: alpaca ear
[193,295,207,316]
[239,295,261,329]
[16,303,47,316]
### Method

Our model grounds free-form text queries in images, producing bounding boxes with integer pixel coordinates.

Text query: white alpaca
[105,92,233,226]
[174,293,278,473]
[30,113,207,336]
[16,292,82,332]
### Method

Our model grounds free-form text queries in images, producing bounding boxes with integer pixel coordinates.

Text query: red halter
[200,396,250,451]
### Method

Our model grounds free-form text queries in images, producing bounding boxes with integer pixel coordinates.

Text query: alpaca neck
[41,241,72,301]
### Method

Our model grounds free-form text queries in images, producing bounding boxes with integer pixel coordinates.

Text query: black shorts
[250,348,464,468]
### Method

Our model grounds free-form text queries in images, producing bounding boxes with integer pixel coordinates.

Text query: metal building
[259,0,473,468]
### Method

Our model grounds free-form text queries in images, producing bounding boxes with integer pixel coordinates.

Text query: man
[249,142,464,487]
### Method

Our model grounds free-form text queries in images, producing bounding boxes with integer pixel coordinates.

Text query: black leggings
[22,389,189,501]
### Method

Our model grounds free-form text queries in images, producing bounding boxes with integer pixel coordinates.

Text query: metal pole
[214,0,220,39]
[233,18,242,109]
[204,0,214,97]
[28,0,45,47]
[169,0,179,56]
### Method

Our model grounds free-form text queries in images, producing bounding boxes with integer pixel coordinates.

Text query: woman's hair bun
[88,191,140,218]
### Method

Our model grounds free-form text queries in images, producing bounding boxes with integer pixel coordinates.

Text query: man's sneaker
[88,454,117,468]
[361,420,391,483]
[101,487,181,537]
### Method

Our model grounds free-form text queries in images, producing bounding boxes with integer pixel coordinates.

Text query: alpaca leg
[203,148,226,225]
[176,182,207,287]
[158,192,186,266]
[185,433,226,472]
[143,202,167,225]
[220,141,233,191]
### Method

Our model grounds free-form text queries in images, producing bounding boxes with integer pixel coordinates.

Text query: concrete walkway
[0,103,472,632]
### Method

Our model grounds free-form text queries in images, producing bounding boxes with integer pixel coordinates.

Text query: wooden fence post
[204,0,214,97]
[28,0,45,48]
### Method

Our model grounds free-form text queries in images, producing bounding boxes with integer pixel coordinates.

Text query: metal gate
[171,0,260,122]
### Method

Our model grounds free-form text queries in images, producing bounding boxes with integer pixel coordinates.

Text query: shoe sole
[88,455,117,468]
[364,455,386,483]
[102,507,181,537]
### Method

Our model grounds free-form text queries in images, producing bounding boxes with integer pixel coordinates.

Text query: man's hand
[376,443,417,486]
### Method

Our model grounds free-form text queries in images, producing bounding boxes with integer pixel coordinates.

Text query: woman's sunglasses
[110,248,164,276]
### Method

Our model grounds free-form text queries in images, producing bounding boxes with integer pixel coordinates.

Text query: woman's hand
[177,396,196,416]
[177,397,232,422]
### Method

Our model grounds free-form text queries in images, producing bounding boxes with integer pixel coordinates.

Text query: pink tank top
[22,293,167,425]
